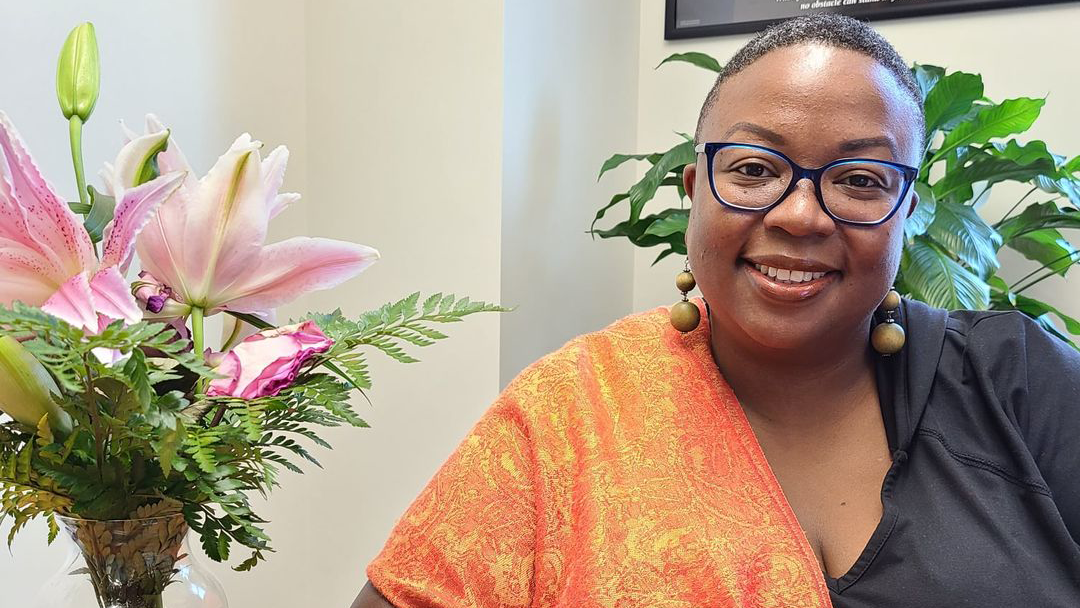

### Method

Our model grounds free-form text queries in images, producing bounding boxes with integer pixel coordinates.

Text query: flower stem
[191,307,205,393]
[68,115,89,209]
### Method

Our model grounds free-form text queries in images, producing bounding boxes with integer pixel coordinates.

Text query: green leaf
[932,140,1058,203]
[930,97,1045,165]
[597,152,662,181]
[67,202,91,215]
[999,202,1080,240]
[122,349,152,409]
[1007,228,1079,276]
[1012,293,1080,336]
[643,210,688,238]
[925,200,1002,278]
[905,182,937,241]
[923,71,983,137]
[1035,175,1080,207]
[46,512,59,544]
[901,236,990,309]
[627,140,696,224]
[82,186,116,244]
[911,64,945,102]
[655,52,722,73]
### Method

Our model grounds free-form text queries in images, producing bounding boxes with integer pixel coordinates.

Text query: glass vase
[34,514,228,608]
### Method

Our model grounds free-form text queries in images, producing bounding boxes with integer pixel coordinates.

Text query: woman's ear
[905,187,921,218]
[682,162,697,202]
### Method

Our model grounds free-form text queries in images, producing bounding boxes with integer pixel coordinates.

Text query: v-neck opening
[688,298,908,597]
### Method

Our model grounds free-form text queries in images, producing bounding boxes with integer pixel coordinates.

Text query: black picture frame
[665,0,1078,39]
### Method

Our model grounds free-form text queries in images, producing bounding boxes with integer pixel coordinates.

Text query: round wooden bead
[878,289,901,313]
[675,271,696,294]
[871,321,906,355]
[670,300,701,333]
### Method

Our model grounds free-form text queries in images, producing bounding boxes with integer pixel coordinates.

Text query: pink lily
[118,116,379,319]
[0,111,182,339]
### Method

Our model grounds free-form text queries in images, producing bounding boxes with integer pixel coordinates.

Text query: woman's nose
[761,178,837,238]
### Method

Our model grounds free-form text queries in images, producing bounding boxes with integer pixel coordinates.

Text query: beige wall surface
[630,1,1080,320]
[0,1,503,607]
[500,0,641,386]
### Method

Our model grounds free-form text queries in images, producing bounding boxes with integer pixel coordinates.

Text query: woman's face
[684,44,922,353]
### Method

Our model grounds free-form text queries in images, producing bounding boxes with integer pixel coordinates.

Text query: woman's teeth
[753,263,827,284]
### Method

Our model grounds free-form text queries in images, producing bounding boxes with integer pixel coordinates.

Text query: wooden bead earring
[670,260,700,333]
[871,289,905,355]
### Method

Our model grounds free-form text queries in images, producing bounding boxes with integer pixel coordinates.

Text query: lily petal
[0,111,95,284]
[89,267,142,325]
[41,272,98,332]
[145,115,195,179]
[102,172,184,272]
[110,128,170,190]
[183,134,267,303]
[218,238,380,313]
[269,192,300,219]
[0,237,57,305]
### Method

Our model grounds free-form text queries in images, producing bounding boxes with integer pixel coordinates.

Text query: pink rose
[206,320,333,399]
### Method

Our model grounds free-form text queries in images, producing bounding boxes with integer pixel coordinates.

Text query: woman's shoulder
[511,305,674,377]
[941,306,1080,377]
[500,304,696,416]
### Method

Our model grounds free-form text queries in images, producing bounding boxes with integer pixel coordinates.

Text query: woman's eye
[839,174,882,188]
[736,163,772,178]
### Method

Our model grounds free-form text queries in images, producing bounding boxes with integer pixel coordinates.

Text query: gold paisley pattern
[369,300,833,608]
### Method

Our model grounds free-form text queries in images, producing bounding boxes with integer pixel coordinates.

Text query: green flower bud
[0,336,72,436]
[56,22,100,122]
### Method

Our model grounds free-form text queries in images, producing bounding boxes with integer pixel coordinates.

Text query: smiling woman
[351,13,1080,608]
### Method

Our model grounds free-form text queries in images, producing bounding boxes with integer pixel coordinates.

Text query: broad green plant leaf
[656,52,722,73]
[923,71,983,137]
[901,236,990,309]
[597,152,662,181]
[643,210,689,238]
[930,97,1045,165]
[627,137,695,224]
[998,201,1080,240]
[925,200,1002,278]
[911,64,945,102]
[1035,174,1080,207]
[905,182,936,241]
[1007,228,1079,277]
[932,140,1058,202]
[82,186,115,243]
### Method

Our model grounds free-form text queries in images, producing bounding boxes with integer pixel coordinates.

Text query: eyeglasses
[694,142,919,226]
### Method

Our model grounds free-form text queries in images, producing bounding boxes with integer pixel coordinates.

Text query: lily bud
[56,22,100,122]
[0,336,73,436]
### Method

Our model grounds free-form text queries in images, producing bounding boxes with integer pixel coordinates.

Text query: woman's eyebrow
[721,122,787,144]
[838,137,899,159]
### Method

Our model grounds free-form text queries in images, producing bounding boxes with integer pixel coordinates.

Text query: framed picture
[666,0,1078,39]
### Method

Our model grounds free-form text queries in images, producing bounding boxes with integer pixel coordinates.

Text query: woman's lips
[742,260,838,302]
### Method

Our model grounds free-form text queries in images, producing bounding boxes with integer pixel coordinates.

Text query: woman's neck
[708,321,879,433]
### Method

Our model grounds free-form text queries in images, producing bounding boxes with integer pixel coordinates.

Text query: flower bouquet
[0,23,503,608]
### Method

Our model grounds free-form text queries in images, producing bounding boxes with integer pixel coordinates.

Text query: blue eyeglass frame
[694,142,920,227]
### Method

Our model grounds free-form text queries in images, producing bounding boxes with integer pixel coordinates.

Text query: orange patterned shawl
[368,299,834,608]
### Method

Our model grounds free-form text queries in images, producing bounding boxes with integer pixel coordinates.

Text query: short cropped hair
[695,14,924,147]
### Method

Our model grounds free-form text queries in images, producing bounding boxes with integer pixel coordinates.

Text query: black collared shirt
[829,299,1080,607]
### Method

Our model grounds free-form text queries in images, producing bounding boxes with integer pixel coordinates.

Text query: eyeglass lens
[710,146,907,223]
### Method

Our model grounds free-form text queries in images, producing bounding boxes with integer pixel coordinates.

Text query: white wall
[631,1,1080,319]
[0,2,503,607]
[500,1,641,386]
